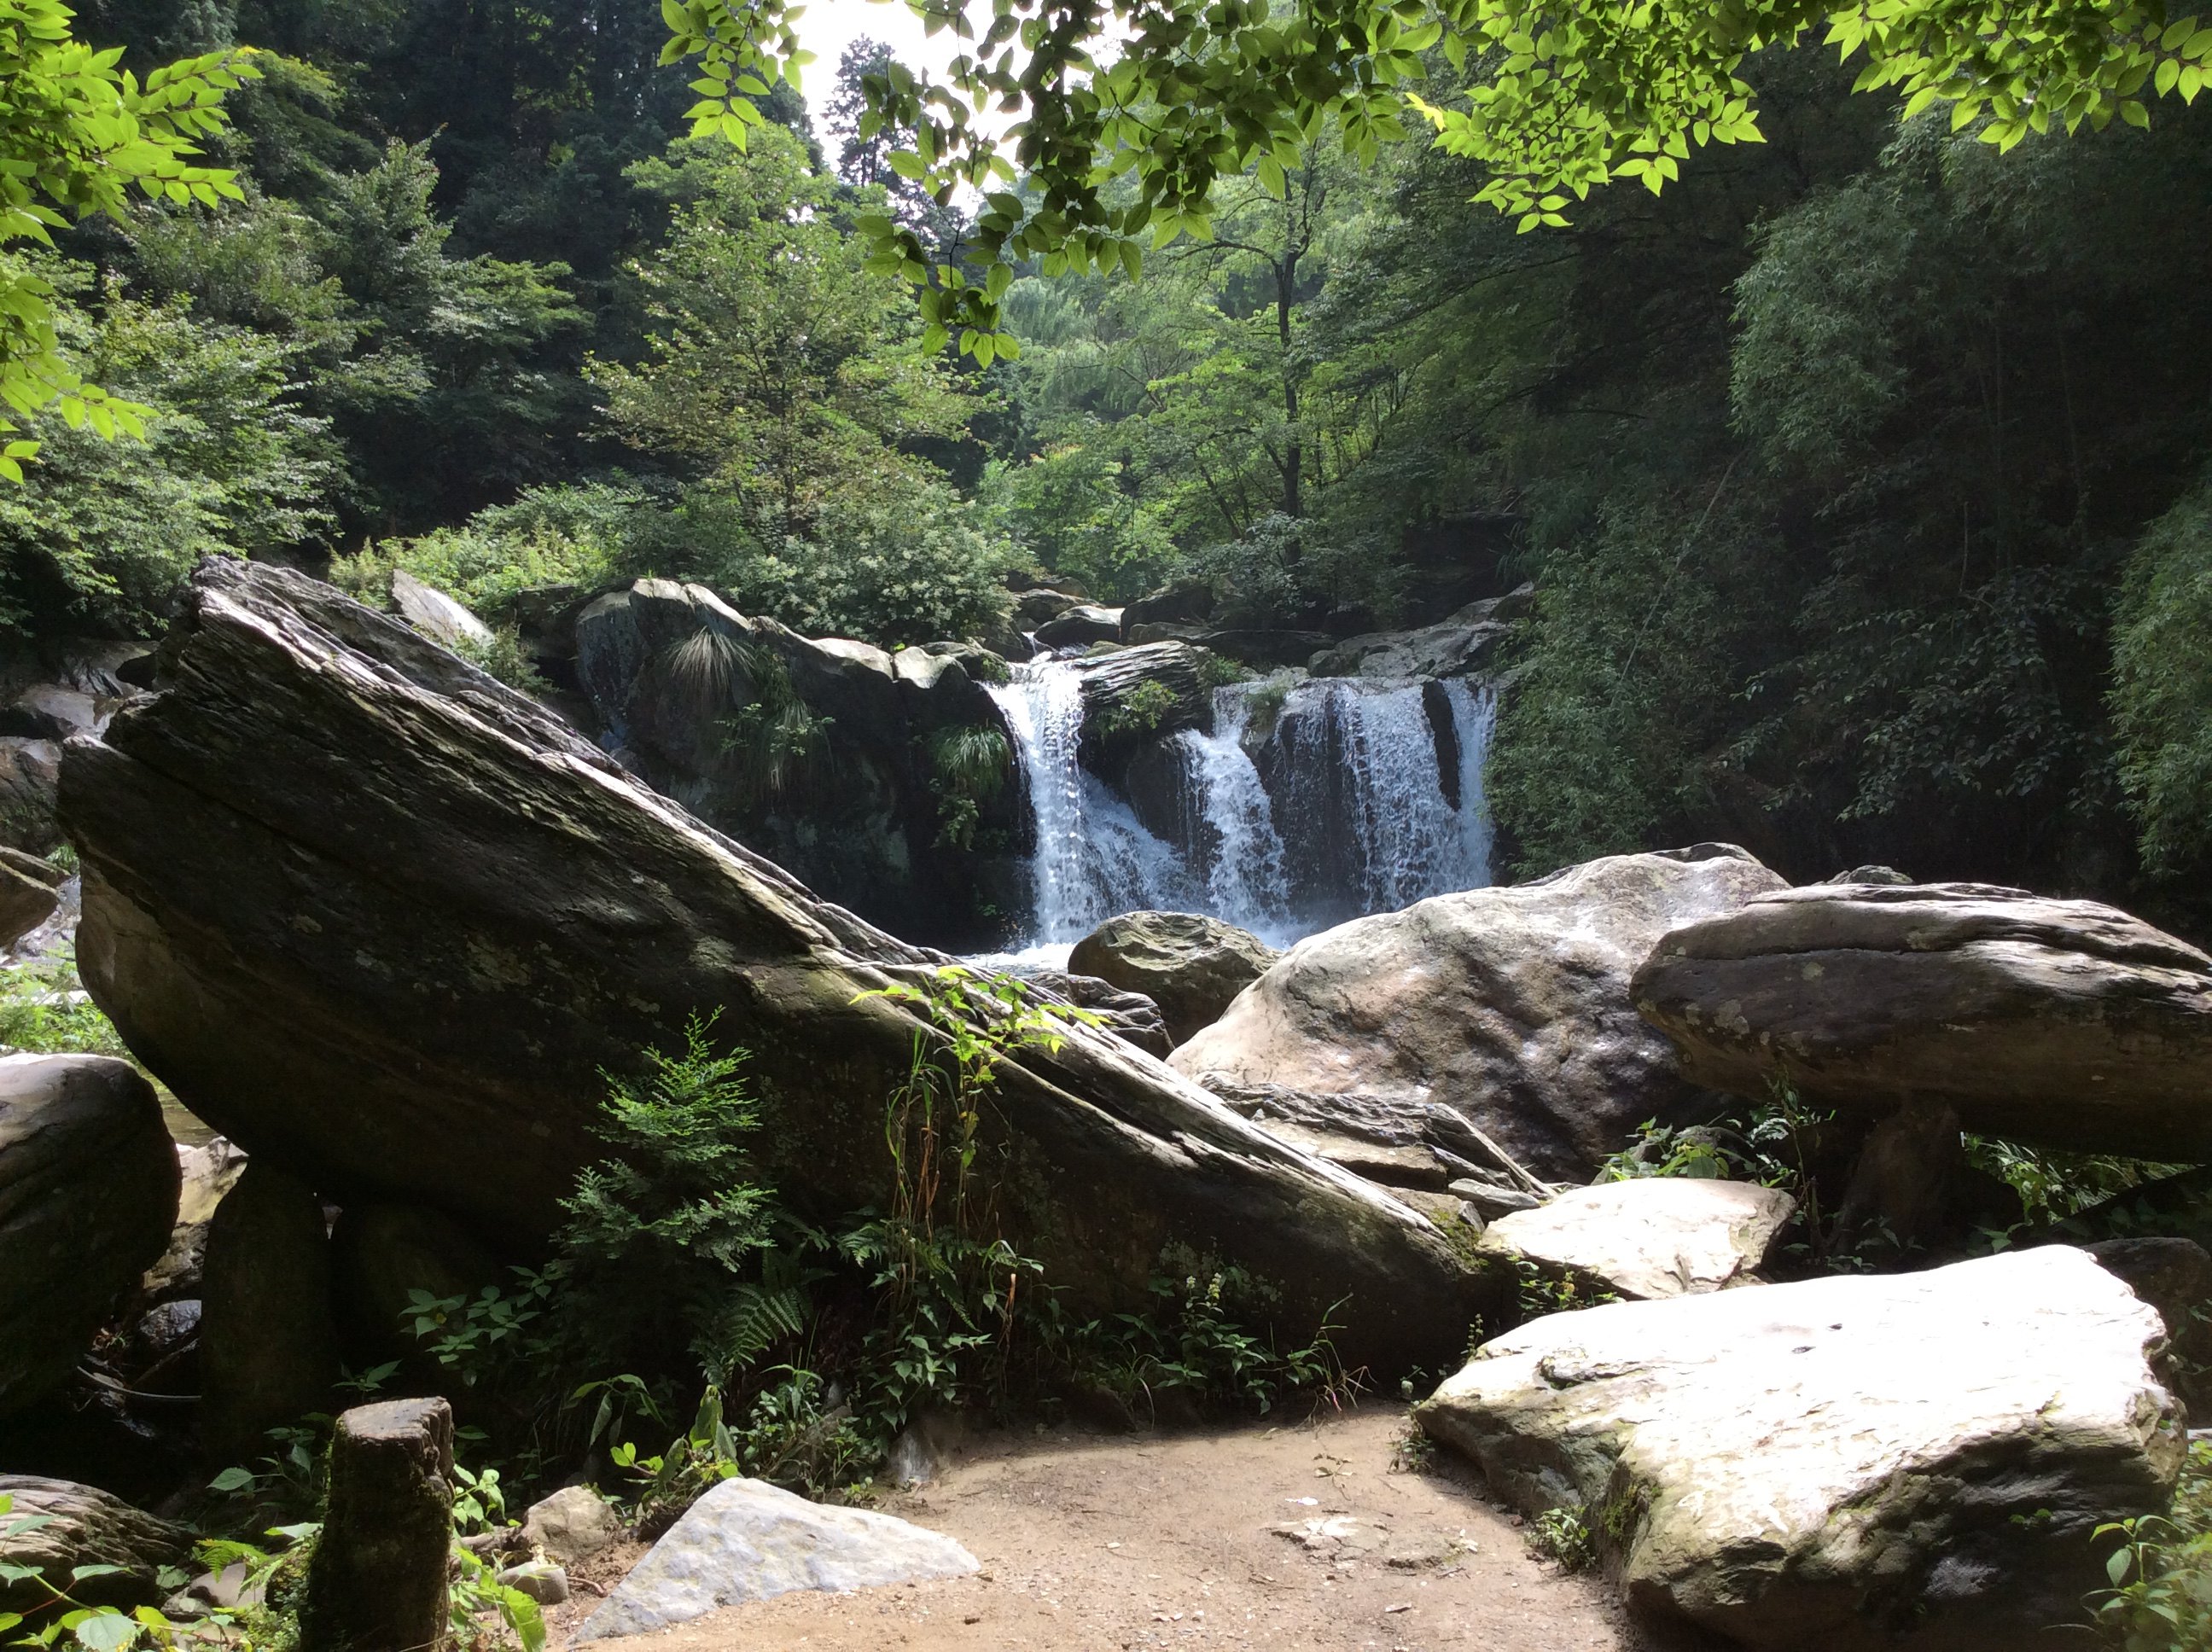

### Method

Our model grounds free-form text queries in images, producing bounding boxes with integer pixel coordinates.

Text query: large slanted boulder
[0,1055,179,1415]
[1632,881,2212,1160]
[1171,846,1790,1186]
[1417,1247,2183,1651]
[1069,910,1279,1046]
[60,561,1491,1374]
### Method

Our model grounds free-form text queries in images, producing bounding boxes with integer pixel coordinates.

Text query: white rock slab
[574,1477,980,1641]
[1477,1177,1795,1299]
[390,568,492,650]
[1416,1247,2182,1649]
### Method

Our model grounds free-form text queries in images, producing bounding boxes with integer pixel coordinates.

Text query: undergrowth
[0,950,128,1058]
[2094,1436,2212,1649]
[396,973,1355,1533]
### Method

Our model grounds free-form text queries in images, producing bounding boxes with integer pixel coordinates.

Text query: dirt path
[560,1404,1676,1652]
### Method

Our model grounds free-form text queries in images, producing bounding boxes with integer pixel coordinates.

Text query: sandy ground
[556,1404,1691,1652]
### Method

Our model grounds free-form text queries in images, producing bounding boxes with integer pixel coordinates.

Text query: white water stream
[987,660,1498,952]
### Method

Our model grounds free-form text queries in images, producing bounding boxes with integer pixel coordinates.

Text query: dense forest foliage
[9,0,2211,932]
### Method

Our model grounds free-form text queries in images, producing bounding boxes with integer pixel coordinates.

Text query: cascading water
[989,656,1499,951]
[1165,687,1294,944]
[989,661,1192,950]
[1257,674,1498,928]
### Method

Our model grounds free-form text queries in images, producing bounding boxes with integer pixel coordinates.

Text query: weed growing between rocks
[1527,1504,1595,1573]
[2094,1435,2212,1649]
[1093,678,1180,738]
[394,972,1358,1528]
[926,724,1010,851]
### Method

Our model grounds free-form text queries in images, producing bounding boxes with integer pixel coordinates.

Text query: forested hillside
[10,0,2212,932]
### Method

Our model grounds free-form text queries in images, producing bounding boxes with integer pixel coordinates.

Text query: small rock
[496,1560,570,1604]
[1068,911,1279,1047]
[1447,1178,1543,1219]
[521,1484,623,1566]
[1034,604,1124,648]
[132,1298,201,1362]
[142,1136,247,1301]
[162,1560,265,1619]
[574,1477,980,1641]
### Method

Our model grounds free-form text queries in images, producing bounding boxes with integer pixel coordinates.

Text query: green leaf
[69,1611,140,1652]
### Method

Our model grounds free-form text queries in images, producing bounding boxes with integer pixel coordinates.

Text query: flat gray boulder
[1172,846,1789,1185]
[0,1476,194,1611]
[1633,881,2212,1160]
[1416,1247,2182,1650]
[1476,1178,1795,1300]
[576,1477,979,1640]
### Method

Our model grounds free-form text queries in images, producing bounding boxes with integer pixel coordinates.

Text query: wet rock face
[0,1054,179,1416]
[1172,846,1790,1186]
[1417,1247,2184,1652]
[1632,880,2212,1160]
[571,578,1021,948]
[60,560,1493,1376]
[1068,641,1218,784]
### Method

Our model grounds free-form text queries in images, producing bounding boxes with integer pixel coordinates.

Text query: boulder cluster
[5,559,2211,1651]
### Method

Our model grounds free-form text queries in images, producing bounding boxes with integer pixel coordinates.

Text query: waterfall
[989,659,1497,951]
[1259,675,1498,928]
[989,661,1191,950]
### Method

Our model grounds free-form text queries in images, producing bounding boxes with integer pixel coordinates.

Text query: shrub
[329,481,642,618]
[2113,470,2212,877]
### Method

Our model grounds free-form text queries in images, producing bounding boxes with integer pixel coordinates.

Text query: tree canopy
[665,0,2212,351]
[0,0,254,470]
